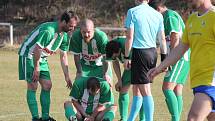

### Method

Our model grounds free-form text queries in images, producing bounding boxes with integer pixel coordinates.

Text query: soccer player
[147,0,215,121]
[69,19,112,84]
[124,0,167,121]
[18,11,79,121]
[149,1,190,121]
[106,36,145,121]
[64,77,117,121]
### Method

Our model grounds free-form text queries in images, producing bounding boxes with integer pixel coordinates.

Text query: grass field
[0,48,193,121]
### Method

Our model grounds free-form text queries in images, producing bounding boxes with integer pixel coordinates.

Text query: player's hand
[115,81,122,92]
[124,59,131,70]
[75,72,82,80]
[147,67,161,81]
[32,68,40,82]
[65,76,72,89]
[84,116,94,121]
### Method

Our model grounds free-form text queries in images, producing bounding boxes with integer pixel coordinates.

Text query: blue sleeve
[125,9,134,29]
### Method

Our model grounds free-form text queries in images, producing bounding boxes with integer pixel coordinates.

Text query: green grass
[0,49,193,121]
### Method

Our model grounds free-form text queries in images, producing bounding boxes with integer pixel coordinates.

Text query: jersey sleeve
[99,81,113,105]
[69,78,83,101]
[165,16,180,34]
[125,9,134,29]
[69,30,82,55]
[35,30,51,48]
[99,31,109,55]
[59,33,70,52]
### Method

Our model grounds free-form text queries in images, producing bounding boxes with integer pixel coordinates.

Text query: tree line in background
[0,0,215,44]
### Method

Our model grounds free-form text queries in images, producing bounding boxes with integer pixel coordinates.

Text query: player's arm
[74,54,82,78]
[72,100,89,118]
[124,28,134,69]
[170,32,180,49]
[60,51,72,89]
[102,60,112,86]
[112,60,122,91]
[32,44,42,82]
[69,32,82,79]
[90,104,106,120]
[113,60,121,81]
[147,41,189,80]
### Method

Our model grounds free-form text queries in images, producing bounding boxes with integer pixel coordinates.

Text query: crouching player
[64,77,117,121]
[106,36,145,121]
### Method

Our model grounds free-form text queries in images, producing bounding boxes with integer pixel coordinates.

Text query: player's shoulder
[39,22,57,33]
[74,77,88,85]
[112,36,126,41]
[72,28,81,40]
[94,28,107,36]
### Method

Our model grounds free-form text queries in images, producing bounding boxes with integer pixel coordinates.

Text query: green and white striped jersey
[69,28,109,67]
[163,9,190,61]
[70,77,113,115]
[18,22,69,60]
[163,9,185,41]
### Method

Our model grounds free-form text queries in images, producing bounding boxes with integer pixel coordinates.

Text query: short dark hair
[149,0,166,9]
[61,10,79,23]
[106,40,121,59]
[87,77,100,93]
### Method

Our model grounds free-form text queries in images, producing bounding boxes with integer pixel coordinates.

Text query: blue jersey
[125,3,164,49]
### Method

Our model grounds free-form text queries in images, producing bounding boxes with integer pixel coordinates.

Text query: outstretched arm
[112,60,122,91]
[74,54,82,79]
[147,41,189,80]
[60,51,72,89]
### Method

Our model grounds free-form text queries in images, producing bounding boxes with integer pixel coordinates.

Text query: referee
[124,0,167,121]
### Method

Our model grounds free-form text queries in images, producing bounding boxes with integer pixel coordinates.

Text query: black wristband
[161,54,167,62]
[124,56,129,59]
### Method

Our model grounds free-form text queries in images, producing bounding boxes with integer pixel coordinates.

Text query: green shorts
[81,64,113,80]
[18,56,51,82]
[122,69,131,86]
[164,58,190,85]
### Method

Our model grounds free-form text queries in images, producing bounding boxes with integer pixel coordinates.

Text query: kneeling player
[64,77,117,121]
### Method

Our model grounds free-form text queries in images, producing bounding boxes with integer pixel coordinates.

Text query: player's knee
[42,81,52,90]
[27,82,38,90]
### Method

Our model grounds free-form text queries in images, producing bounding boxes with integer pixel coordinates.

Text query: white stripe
[169,61,179,82]
[93,93,100,111]
[70,51,81,55]
[20,29,40,56]
[92,39,103,66]
[27,44,36,59]
[81,89,89,112]
[82,39,90,65]
[173,60,184,82]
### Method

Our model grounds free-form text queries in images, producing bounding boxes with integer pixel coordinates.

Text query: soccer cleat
[42,117,56,121]
[69,116,77,121]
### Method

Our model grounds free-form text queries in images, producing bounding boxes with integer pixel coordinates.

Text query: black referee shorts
[131,48,157,84]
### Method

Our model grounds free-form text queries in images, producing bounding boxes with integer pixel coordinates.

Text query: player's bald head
[80,19,94,29]
[80,19,95,43]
